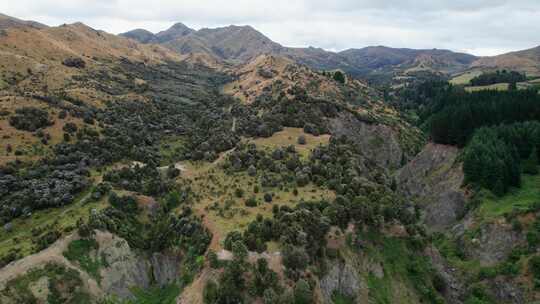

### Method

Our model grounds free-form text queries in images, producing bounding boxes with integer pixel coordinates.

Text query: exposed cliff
[0,230,183,302]
[397,143,467,232]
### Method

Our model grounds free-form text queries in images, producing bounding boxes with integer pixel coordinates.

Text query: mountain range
[121,22,540,79]
[1,12,540,304]
[0,13,47,30]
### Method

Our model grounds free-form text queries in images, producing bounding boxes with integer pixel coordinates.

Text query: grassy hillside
[465,82,509,92]
[0,17,491,304]
[476,169,540,221]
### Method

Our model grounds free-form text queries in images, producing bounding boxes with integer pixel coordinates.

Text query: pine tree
[294,279,312,304]
[333,71,345,84]
[492,178,506,197]
[524,147,539,175]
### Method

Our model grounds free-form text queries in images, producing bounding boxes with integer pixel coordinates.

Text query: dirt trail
[212,147,236,166]
[177,268,217,304]
[231,117,236,132]
[0,233,103,297]
[202,213,222,252]
[157,162,187,172]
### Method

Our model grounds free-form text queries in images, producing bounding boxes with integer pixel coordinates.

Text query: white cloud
[1,0,539,56]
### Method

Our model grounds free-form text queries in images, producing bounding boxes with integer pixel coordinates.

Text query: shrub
[264,193,273,203]
[524,148,539,175]
[203,280,219,304]
[9,107,53,131]
[207,250,220,269]
[224,231,243,251]
[63,238,102,281]
[529,255,540,280]
[62,57,86,68]
[58,110,67,119]
[294,279,312,304]
[108,193,139,213]
[282,245,309,271]
[245,196,258,207]
[235,188,244,198]
[63,122,78,133]
[263,288,278,304]
[333,71,345,84]
[248,165,257,176]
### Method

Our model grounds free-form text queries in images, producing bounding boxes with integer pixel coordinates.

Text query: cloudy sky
[2,0,539,56]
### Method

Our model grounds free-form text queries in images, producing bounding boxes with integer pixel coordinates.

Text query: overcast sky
[2,0,539,56]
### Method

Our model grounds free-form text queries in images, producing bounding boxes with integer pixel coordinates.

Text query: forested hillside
[0,13,539,304]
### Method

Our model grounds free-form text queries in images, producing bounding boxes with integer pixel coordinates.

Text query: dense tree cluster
[8,107,53,132]
[424,89,540,146]
[463,121,540,195]
[386,79,450,122]
[224,137,418,275]
[470,70,527,86]
[226,137,407,214]
[0,159,90,223]
[0,60,237,224]
[89,195,210,253]
[204,239,284,304]
[103,165,172,196]
[233,95,340,139]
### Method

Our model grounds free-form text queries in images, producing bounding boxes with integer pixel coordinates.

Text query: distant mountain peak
[155,22,195,43]
[169,22,191,30]
[0,13,47,30]
[120,28,157,44]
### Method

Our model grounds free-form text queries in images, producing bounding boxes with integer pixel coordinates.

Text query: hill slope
[0,13,47,30]
[471,45,540,76]
[339,46,477,74]
[2,14,540,304]
[120,23,479,78]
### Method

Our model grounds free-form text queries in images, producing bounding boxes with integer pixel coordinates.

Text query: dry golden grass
[471,53,540,77]
[465,83,509,92]
[0,96,87,165]
[248,127,330,159]
[172,131,334,250]
[0,22,180,165]
[222,54,380,107]
[450,70,483,85]
[189,168,334,250]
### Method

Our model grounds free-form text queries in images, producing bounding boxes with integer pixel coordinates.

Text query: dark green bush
[9,107,53,131]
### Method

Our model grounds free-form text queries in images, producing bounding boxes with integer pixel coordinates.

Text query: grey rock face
[97,233,151,299]
[424,245,465,304]
[397,143,466,232]
[150,252,182,286]
[96,232,183,298]
[329,112,404,170]
[3,222,12,232]
[320,262,363,304]
[487,277,525,304]
[463,222,526,266]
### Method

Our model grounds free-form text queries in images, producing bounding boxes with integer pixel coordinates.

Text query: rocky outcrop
[487,277,525,304]
[97,232,183,298]
[462,222,526,266]
[0,231,184,301]
[96,232,151,299]
[424,245,465,304]
[0,233,102,298]
[150,252,182,286]
[329,112,405,170]
[397,143,466,232]
[320,261,364,304]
